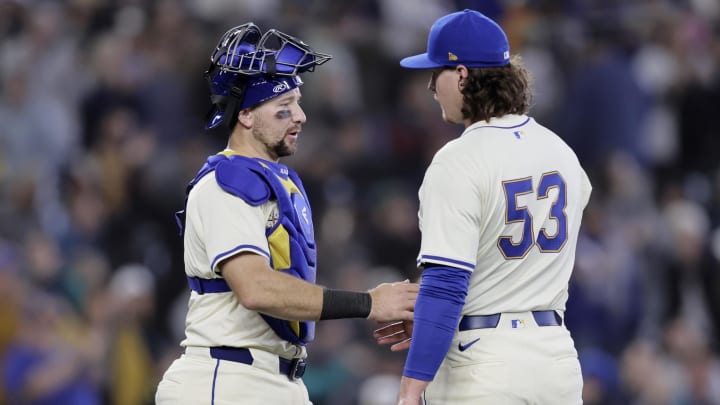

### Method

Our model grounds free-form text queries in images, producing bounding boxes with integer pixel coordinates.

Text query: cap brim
[399,53,444,69]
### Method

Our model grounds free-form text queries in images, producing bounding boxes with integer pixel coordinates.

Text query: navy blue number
[498,172,568,259]
[537,172,567,252]
[498,177,534,258]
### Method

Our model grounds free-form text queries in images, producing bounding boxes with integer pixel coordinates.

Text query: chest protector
[175,153,317,345]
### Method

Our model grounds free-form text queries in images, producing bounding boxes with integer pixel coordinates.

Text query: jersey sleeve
[416,158,481,272]
[196,177,273,273]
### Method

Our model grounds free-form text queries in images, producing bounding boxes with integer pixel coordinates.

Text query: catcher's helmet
[204,23,332,130]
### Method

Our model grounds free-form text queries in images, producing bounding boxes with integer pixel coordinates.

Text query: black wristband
[320,289,372,320]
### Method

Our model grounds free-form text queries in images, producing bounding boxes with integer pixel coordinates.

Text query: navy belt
[187,276,231,294]
[208,346,306,380]
[459,310,562,331]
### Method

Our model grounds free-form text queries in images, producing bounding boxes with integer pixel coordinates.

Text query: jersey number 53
[498,171,567,259]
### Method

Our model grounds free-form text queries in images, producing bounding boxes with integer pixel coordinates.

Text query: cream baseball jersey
[417,114,592,315]
[181,170,306,360]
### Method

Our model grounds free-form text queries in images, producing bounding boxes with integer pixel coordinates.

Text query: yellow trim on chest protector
[277,176,301,195]
[267,225,291,270]
[257,162,302,195]
[267,226,300,336]
[218,149,242,157]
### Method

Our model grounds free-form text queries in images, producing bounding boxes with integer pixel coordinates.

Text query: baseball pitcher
[375,9,592,405]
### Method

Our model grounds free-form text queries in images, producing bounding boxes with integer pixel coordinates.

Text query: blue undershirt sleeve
[403,264,471,381]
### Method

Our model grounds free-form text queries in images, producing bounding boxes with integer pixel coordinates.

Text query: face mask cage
[210,25,332,77]
[203,22,332,130]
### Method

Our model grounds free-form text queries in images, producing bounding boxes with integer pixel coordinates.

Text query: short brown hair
[461,55,532,123]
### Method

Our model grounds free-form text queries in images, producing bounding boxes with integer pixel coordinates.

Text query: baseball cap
[400,9,510,69]
[206,74,304,129]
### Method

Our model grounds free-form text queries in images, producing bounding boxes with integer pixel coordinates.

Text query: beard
[270,136,294,158]
[252,126,295,159]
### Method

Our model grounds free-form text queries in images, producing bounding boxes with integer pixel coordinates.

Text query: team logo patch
[273,81,290,93]
[266,207,279,229]
[511,319,525,328]
[448,52,458,61]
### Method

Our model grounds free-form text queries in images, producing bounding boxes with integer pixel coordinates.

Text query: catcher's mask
[204,23,332,130]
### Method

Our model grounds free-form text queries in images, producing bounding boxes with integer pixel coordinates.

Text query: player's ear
[237,108,254,129]
[456,65,469,91]
[455,65,469,81]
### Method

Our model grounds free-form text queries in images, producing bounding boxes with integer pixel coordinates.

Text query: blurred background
[0,0,719,404]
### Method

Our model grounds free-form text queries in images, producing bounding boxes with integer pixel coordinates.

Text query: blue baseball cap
[206,74,303,129]
[400,9,510,69]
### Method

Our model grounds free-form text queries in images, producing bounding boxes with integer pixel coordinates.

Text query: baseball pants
[424,311,583,404]
[155,347,312,405]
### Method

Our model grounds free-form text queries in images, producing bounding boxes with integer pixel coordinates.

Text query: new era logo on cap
[400,9,510,69]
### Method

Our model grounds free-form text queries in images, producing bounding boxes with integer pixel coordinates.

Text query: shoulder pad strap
[215,158,272,206]
[286,168,309,198]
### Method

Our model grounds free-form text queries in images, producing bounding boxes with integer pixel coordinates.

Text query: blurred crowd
[0,0,719,404]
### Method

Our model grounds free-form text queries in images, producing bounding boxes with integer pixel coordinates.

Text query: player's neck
[464,118,474,128]
[227,133,279,162]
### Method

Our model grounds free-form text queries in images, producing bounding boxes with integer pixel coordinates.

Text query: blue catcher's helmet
[204,23,332,130]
